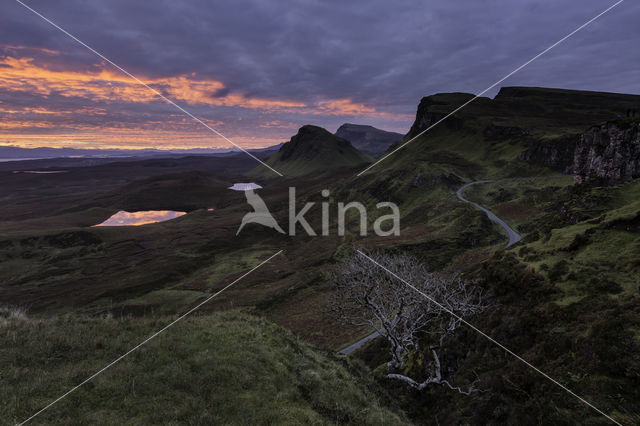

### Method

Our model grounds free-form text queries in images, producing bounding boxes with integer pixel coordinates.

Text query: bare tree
[329,250,486,394]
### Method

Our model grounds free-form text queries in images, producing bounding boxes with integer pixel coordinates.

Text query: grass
[509,179,640,303]
[452,175,639,304]
[0,310,408,425]
[117,249,278,315]
[201,250,274,289]
[119,289,205,314]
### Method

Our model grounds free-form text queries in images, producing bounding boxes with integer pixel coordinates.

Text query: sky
[0,0,638,150]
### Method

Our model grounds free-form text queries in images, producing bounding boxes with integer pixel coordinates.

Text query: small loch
[94,210,187,226]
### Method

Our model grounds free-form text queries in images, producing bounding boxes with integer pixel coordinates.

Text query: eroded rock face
[405,94,469,139]
[573,123,640,184]
[518,122,640,185]
[519,135,578,173]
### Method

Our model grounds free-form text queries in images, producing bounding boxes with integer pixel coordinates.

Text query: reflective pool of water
[94,210,186,226]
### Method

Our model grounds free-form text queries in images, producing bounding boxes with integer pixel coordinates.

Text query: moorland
[2,86,639,425]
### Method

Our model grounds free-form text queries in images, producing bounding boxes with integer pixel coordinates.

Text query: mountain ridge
[250,124,372,177]
[334,123,403,156]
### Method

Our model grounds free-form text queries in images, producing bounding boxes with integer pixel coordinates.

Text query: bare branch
[329,249,487,393]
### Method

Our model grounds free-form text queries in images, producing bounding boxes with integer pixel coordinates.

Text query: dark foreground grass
[1,309,408,425]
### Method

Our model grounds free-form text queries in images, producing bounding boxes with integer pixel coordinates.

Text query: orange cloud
[0,54,410,118]
[0,56,306,110]
[0,43,60,56]
[0,50,411,150]
[316,98,377,116]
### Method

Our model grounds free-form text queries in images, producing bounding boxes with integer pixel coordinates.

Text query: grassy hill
[1,309,408,425]
[249,125,372,178]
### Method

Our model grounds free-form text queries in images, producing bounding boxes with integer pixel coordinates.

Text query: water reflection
[94,210,186,226]
[13,170,68,174]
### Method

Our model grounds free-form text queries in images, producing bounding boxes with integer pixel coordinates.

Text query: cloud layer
[0,0,637,149]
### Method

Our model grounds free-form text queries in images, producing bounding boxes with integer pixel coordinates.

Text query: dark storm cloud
[1,0,638,143]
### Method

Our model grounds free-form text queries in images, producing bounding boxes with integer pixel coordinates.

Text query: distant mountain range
[0,144,283,161]
[250,125,373,177]
[0,123,403,176]
[0,122,403,165]
[334,123,403,156]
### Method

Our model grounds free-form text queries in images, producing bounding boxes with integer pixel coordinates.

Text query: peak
[335,124,403,157]
[297,124,331,135]
[250,124,371,177]
[418,92,475,105]
[337,123,371,129]
[278,125,351,160]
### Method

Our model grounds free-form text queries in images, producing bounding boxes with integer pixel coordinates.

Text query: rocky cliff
[573,122,640,184]
[405,93,471,139]
[519,121,640,185]
[518,135,579,173]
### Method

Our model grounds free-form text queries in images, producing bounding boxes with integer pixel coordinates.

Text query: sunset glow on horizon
[0,47,412,151]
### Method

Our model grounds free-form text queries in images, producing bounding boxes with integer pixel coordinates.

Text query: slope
[1,309,408,425]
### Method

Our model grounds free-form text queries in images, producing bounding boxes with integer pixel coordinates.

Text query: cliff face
[573,122,640,184]
[405,93,472,139]
[518,135,578,173]
[519,122,640,185]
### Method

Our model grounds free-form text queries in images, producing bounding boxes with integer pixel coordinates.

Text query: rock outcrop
[405,93,471,139]
[519,135,579,173]
[573,122,640,184]
[519,122,640,185]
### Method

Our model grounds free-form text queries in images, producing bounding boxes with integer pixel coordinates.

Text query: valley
[2,86,639,425]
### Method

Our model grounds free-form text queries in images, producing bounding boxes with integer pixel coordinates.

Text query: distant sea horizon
[0,157,42,162]
[0,155,136,162]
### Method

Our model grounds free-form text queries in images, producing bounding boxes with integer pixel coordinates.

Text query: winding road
[337,330,381,355]
[455,180,522,248]
[338,180,522,355]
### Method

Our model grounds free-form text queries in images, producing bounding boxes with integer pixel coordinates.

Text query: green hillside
[1,309,408,425]
[309,88,640,424]
[250,125,373,178]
